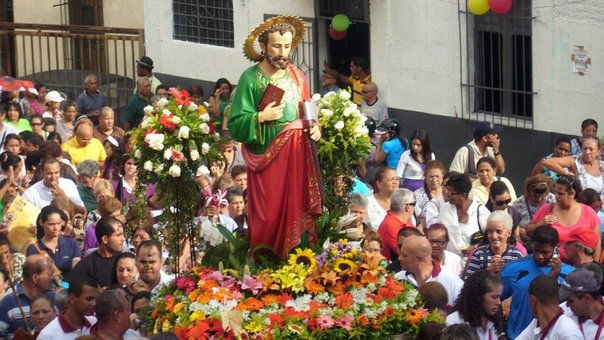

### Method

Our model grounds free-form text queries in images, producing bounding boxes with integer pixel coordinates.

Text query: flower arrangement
[129,88,223,267]
[313,90,371,214]
[150,240,439,339]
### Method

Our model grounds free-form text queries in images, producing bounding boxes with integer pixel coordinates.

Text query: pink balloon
[488,0,512,14]
[329,26,347,41]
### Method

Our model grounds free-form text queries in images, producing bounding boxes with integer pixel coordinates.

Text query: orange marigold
[405,308,430,325]
[303,277,325,294]
[245,297,264,311]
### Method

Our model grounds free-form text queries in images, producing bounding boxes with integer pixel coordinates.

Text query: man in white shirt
[449,122,505,177]
[560,268,604,339]
[516,275,582,340]
[426,224,463,277]
[395,235,463,306]
[37,277,98,339]
[135,240,174,294]
[22,157,85,214]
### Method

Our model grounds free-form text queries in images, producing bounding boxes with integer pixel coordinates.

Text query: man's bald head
[23,254,50,280]
[363,82,378,94]
[403,235,432,259]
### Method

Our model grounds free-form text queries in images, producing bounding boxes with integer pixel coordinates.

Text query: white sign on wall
[571,46,591,76]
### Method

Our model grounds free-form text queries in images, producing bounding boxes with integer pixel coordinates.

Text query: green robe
[229,65,303,154]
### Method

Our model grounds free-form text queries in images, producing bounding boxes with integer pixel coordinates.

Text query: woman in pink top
[526,174,601,261]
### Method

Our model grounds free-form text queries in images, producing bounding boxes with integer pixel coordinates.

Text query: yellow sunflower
[288,248,317,271]
[333,258,357,273]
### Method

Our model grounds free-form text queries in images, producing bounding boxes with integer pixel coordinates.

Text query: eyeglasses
[384,177,401,183]
[531,187,548,196]
[31,122,43,126]
[406,202,417,207]
[444,188,462,196]
[429,239,447,246]
[495,199,512,206]
[361,90,373,94]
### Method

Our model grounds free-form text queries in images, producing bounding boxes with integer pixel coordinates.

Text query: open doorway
[316,0,370,90]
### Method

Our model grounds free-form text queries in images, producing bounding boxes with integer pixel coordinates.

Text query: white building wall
[144,0,315,85]
[531,1,604,135]
[370,0,463,120]
[144,0,603,135]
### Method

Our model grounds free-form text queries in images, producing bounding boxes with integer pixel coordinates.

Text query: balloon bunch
[468,0,513,15]
[329,14,350,41]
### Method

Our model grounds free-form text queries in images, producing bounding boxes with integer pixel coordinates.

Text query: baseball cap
[473,122,503,139]
[567,226,598,249]
[136,56,154,69]
[559,268,600,301]
[45,91,64,103]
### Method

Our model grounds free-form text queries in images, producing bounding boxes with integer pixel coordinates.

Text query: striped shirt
[464,245,525,279]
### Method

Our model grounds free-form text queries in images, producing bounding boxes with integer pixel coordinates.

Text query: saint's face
[263,31,293,70]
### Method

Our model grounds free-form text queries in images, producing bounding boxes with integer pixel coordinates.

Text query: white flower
[144,133,165,151]
[200,220,226,246]
[199,113,211,122]
[320,109,333,117]
[140,116,150,129]
[360,115,368,124]
[190,150,199,161]
[188,103,198,112]
[324,91,336,101]
[134,149,142,159]
[143,161,153,171]
[155,164,164,173]
[213,133,221,142]
[157,97,169,108]
[168,164,181,177]
[334,121,345,130]
[162,109,172,116]
[199,123,210,134]
[201,142,210,155]
[311,93,321,103]
[163,148,172,160]
[171,115,182,125]
[178,104,183,110]
[143,105,154,114]
[196,165,210,177]
[338,90,351,100]
[178,126,190,139]
[343,104,359,117]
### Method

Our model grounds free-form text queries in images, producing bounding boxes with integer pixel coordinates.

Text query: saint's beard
[264,52,289,70]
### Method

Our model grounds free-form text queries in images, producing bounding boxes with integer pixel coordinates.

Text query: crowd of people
[0,49,600,340]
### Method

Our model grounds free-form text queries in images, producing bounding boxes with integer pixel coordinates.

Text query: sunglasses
[406,202,417,207]
[31,122,43,126]
[532,187,548,196]
[495,198,512,206]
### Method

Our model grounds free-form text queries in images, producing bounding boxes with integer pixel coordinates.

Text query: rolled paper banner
[468,0,490,15]
[488,0,512,14]
[331,14,350,32]
[329,26,348,41]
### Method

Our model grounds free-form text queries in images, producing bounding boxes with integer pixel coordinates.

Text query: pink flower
[175,276,196,294]
[336,314,353,331]
[240,275,262,295]
[171,149,185,162]
[316,315,335,330]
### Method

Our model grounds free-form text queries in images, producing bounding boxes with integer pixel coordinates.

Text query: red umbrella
[0,76,38,95]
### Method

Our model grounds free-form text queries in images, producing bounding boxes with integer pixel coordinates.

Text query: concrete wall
[144,0,315,89]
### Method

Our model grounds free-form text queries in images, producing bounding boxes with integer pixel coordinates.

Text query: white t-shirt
[516,314,583,340]
[441,250,464,277]
[22,177,84,209]
[446,311,498,340]
[365,194,387,231]
[396,150,435,180]
[37,314,96,340]
[438,200,489,256]
[395,263,463,306]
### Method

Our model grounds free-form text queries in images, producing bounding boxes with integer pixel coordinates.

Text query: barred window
[173,0,234,47]
[462,0,534,128]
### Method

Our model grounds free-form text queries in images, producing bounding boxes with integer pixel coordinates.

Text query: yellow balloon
[468,0,490,15]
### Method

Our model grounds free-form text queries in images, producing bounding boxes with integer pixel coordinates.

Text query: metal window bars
[173,0,234,48]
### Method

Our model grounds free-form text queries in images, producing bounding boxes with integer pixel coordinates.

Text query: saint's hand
[309,124,321,141]
[259,101,284,123]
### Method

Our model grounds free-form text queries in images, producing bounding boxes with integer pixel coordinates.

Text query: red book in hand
[258,84,285,111]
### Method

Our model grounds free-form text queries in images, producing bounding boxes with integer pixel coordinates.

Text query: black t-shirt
[70,251,119,288]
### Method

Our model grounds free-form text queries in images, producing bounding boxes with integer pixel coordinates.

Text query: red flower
[160,113,177,130]
[268,313,285,328]
[169,87,192,106]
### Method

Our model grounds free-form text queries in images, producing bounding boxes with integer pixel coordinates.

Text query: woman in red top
[526,175,601,261]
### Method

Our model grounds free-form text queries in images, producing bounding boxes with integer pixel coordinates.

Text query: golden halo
[243,15,305,62]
